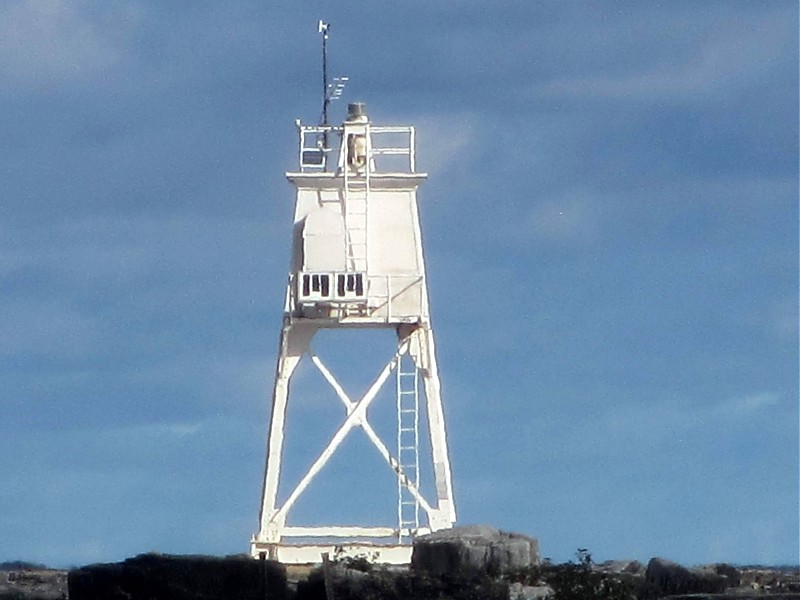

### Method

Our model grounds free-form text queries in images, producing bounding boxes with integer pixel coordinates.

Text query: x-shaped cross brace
[270,337,434,528]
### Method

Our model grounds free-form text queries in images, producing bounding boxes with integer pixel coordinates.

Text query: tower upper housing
[286,104,430,325]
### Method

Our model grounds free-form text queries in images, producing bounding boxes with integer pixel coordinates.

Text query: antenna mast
[317,20,347,157]
[319,20,330,127]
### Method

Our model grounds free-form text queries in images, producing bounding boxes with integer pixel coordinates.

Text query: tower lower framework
[250,319,456,564]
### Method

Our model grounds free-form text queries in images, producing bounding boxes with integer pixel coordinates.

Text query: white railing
[288,273,425,323]
[296,123,416,173]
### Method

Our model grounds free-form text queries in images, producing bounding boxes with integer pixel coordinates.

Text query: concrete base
[250,542,413,565]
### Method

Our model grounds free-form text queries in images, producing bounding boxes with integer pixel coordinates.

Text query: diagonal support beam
[273,339,410,523]
[309,351,435,516]
[309,353,357,414]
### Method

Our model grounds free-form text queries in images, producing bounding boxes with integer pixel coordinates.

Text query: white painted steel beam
[272,338,408,524]
[281,526,432,538]
[282,526,395,538]
[309,350,436,517]
[258,544,414,566]
[258,323,315,540]
[416,326,457,526]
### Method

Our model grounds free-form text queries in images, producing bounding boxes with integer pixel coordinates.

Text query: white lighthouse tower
[250,101,456,564]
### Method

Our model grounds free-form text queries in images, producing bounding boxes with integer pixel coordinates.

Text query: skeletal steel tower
[250,27,455,565]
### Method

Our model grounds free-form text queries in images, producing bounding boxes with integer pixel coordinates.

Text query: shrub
[543,550,635,600]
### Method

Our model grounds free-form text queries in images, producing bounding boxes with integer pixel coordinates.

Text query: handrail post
[387,275,391,322]
[410,127,415,172]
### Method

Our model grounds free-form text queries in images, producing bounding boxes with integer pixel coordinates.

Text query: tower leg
[399,324,456,530]
[256,321,315,544]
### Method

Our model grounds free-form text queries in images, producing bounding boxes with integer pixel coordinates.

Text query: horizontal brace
[373,148,411,155]
[370,126,414,134]
[282,526,396,538]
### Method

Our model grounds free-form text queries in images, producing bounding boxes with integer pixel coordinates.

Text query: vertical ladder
[396,352,420,542]
[342,127,370,273]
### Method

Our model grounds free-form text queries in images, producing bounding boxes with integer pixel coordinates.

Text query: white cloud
[0,214,278,286]
[101,420,204,440]
[728,392,780,415]
[528,388,788,464]
[410,113,479,175]
[765,297,799,342]
[0,0,137,86]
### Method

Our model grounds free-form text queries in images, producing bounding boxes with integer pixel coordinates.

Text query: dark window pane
[321,274,330,297]
[302,150,324,165]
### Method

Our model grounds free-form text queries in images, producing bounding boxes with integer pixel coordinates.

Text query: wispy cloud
[765,297,800,342]
[728,392,781,415]
[0,1,795,568]
[411,112,479,176]
[0,299,100,358]
[0,0,137,87]
[525,389,789,465]
[538,11,793,104]
[99,419,204,441]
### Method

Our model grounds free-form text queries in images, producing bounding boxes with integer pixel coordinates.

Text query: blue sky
[1,1,797,568]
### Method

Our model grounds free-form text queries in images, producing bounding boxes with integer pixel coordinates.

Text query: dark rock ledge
[3,527,799,600]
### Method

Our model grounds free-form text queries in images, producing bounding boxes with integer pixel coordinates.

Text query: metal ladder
[396,352,420,541]
[342,128,370,273]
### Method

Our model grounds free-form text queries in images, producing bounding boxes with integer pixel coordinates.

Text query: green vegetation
[294,548,638,600]
[542,550,635,600]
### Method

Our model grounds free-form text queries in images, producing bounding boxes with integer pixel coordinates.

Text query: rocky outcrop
[412,525,539,577]
[0,564,66,600]
[508,581,553,600]
[595,560,646,576]
[643,557,728,598]
[10,546,796,600]
[68,553,287,600]
[739,566,800,594]
[295,560,509,600]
